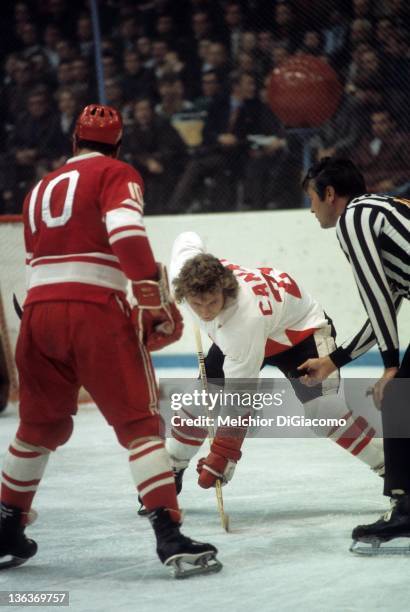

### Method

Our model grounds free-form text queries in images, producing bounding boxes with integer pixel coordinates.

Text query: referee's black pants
[382,344,410,496]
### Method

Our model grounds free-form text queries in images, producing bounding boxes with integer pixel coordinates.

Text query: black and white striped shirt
[330,194,410,369]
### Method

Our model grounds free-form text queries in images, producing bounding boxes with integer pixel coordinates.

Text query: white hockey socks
[128,438,179,517]
[166,409,208,470]
[1,438,50,523]
[304,395,384,472]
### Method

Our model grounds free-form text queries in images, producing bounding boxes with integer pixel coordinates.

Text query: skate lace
[381,498,398,522]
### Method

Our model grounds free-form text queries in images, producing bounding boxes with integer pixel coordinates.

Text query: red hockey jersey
[22,152,156,305]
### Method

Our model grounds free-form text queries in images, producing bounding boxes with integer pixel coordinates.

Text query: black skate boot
[0,503,38,569]
[138,468,186,517]
[148,507,222,578]
[350,494,410,555]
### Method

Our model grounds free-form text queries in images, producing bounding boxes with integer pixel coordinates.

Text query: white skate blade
[165,551,223,579]
[350,538,410,556]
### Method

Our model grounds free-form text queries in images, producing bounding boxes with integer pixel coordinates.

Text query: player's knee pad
[114,414,163,449]
[16,417,74,451]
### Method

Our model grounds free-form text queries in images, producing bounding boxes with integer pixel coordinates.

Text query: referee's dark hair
[302,157,366,200]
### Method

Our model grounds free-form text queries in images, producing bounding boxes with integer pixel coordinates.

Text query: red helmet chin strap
[74,104,123,145]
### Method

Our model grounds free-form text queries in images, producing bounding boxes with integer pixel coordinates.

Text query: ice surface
[1,366,408,612]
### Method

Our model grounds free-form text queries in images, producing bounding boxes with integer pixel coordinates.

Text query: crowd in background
[0,0,409,216]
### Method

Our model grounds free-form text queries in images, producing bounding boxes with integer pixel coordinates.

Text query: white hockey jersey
[170,232,328,378]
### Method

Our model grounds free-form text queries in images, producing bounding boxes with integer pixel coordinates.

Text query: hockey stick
[193,324,230,532]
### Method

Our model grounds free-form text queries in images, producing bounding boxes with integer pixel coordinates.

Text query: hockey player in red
[0,106,220,578]
[163,232,384,493]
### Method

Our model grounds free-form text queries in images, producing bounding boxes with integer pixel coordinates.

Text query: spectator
[272,2,299,51]
[29,52,56,89]
[104,78,130,120]
[194,70,222,113]
[3,57,36,122]
[271,42,291,69]
[346,41,374,82]
[352,0,374,20]
[206,41,231,82]
[309,92,368,161]
[353,108,410,194]
[222,1,246,61]
[18,22,43,59]
[102,52,120,80]
[255,30,274,75]
[113,16,142,54]
[241,80,290,210]
[42,24,62,69]
[55,87,79,152]
[357,48,384,82]
[167,72,261,214]
[40,0,76,38]
[323,6,349,63]
[349,18,373,46]
[122,97,187,214]
[375,17,394,46]
[56,59,74,88]
[235,51,259,80]
[297,30,325,57]
[153,14,186,55]
[150,39,172,80]
[155,75,195,123]
[55,39,78,63]
[14,2,31,26]
[346,48,385,93]
[1,89,63,212]
[191,10,213,43]
[76,14,94,58]
[161,50,188,81]
[121,50,155,103]
[70,56,96,104]
[136,36,154,69]
[239,31,257,56]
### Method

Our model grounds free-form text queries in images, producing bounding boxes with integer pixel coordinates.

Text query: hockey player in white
[161,231,384,495]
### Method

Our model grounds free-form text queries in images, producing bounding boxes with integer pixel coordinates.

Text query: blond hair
[173,254,238,303]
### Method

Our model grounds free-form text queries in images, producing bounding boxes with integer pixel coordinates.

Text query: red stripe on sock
[129,442,164,462]
[1,483,36,514]
[172,429,204,446]
[2,472,40,487]
[333,417,368,449]
[141,482,179,514]
[9,446,42,459]
[328,411,353,437]
[138,470,174,492]
[351,428,376,456]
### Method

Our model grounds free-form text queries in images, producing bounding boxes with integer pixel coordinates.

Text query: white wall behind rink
[145,209,410,357]
[1,210,408,361]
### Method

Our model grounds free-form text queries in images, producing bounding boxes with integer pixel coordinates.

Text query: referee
[299,157,410,547]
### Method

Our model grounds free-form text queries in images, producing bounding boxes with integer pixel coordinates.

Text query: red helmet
[74,104,123,145]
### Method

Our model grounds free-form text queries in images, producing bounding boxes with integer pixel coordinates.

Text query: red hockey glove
[132,263,183,351]
[197,439,242,489]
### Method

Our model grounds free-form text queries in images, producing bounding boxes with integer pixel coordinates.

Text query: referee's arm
[334,206,401,369]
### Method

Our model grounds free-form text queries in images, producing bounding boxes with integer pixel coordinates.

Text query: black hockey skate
[0,504,37,570]
[350,494,410,556]
[148,507,222,579]
[138,468,185,517]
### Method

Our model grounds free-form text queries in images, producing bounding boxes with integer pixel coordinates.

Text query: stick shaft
[193,325,229,530]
